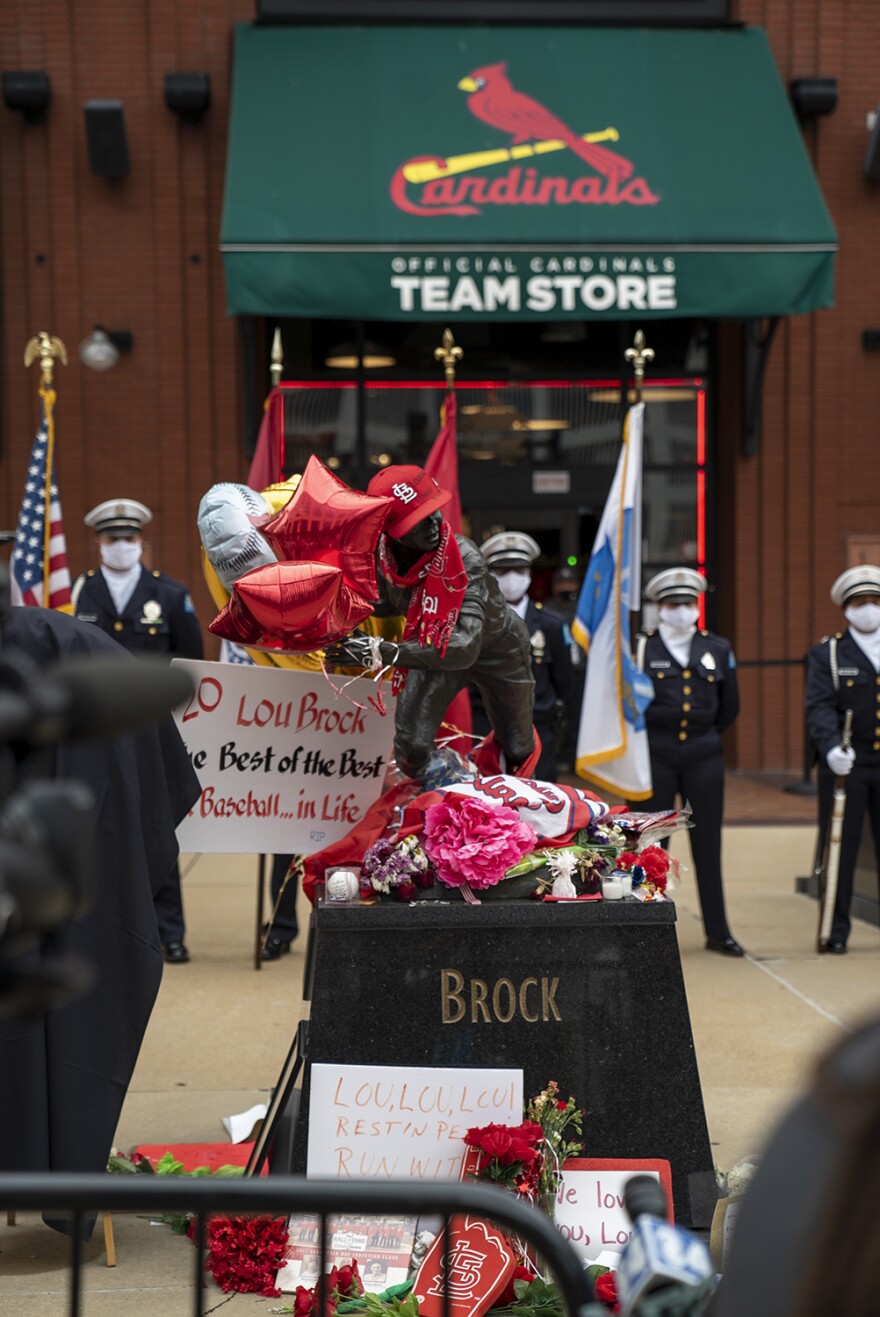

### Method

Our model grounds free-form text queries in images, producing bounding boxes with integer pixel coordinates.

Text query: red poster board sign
[554,1158,674,1261]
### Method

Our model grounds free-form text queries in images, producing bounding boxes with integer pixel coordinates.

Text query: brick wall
[2,2,878,764]
[719,0,880,769]
[0,1,254,649]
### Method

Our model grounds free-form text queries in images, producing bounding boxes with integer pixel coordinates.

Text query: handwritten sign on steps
[306,1064,523,1181]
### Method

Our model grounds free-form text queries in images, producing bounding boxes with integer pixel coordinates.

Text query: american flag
[10,395,72,610]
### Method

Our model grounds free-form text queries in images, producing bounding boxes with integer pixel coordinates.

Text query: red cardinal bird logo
[457,62,634,181]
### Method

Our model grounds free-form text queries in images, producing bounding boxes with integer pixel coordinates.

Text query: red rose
[465,1122,504,1148]
[294,1286,317,1317]
[618,852,640,872]
[493,1262,537,1307]
[479,1128,515,1161]
[330,1260,362,1299]
[594,1270,619,1310]
[514,1121,545,1146]
[507,1138,540,1168]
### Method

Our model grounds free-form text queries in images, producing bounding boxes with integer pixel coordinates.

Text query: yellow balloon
[259,475,301,516]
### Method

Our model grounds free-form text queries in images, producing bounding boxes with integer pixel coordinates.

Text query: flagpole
[623,329,652,612]
[23,333,67,598]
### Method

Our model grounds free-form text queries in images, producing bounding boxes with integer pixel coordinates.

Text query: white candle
[602,878,624,900]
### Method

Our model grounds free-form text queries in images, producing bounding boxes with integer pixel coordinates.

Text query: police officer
[74,500,204,660]
[635,568,744,956]
[805,565,880,953]
[73,499,204,962]
[474,532,573,782]
[541,565,586,771]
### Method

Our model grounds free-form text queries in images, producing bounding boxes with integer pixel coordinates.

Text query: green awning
[221,24,837,321]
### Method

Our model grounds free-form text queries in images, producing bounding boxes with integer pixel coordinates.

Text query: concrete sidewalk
[2,793,878,1313]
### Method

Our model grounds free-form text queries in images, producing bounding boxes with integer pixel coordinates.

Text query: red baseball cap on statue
[367,465,451,539]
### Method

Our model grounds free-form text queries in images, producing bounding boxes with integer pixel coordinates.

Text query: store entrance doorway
[464,506,598,601]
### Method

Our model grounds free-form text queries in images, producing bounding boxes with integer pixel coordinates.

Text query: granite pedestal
[292,898,717,1229]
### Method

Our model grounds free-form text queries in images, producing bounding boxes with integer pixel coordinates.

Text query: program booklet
[277,1213,418,1294]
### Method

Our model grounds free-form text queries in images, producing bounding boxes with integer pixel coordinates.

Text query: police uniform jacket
[72,567,203,660]
[524,599,573,725]
[805,630,880,765]
[638,629,739,758]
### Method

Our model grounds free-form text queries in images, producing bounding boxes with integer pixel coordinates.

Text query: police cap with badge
[84,499,152,537]
[830,564,880,607]
[480,531,540,571]
[644,567,707,603]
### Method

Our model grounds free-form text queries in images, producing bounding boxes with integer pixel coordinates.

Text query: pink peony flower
[423,794,538,891]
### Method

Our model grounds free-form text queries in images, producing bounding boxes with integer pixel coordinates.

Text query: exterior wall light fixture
[79,327,134,372]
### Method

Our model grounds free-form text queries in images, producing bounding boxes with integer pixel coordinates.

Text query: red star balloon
[208,561,377,653]
[208,457,393,652]
[261,455,392,601]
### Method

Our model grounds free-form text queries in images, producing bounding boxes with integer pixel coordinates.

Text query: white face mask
[100,540,143,572]
[495,570,531,604]
[659,603,700,632]
[845,602,880,634]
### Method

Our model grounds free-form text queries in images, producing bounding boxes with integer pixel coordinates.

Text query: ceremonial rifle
[817,708,853,953]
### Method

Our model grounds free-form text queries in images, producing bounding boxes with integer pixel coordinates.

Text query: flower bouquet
[464,1080,584,1214]
[324,765,692,907]
[613,845,676,902]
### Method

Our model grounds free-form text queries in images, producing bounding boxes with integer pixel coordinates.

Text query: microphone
[0,657,194,745]
[615,1175,715,1316]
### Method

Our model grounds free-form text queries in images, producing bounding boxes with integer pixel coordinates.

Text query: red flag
[424,392,462,533]
[424,391,472,749]
[246,388,284,491]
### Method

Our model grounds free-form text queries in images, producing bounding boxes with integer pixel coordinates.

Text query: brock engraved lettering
[440,969,561,1024]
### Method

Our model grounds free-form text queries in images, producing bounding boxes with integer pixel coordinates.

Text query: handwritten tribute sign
[172,660,395,854]
[554,1158,674,1262]
[306,1064,523,1181]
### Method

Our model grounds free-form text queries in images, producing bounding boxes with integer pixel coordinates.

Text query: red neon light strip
[278,377,699,392]
[696,388,706,466]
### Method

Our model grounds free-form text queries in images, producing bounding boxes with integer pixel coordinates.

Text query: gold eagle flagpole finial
[434,328,463,392]
[24,332,68,387]
[625,330,654,403]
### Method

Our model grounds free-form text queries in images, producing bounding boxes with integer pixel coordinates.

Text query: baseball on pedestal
[325,867,361,902]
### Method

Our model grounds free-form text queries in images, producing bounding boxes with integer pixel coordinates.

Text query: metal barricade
[0,1173,595,1317]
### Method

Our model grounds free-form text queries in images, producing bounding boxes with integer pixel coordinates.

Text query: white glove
[826,745,855,775]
